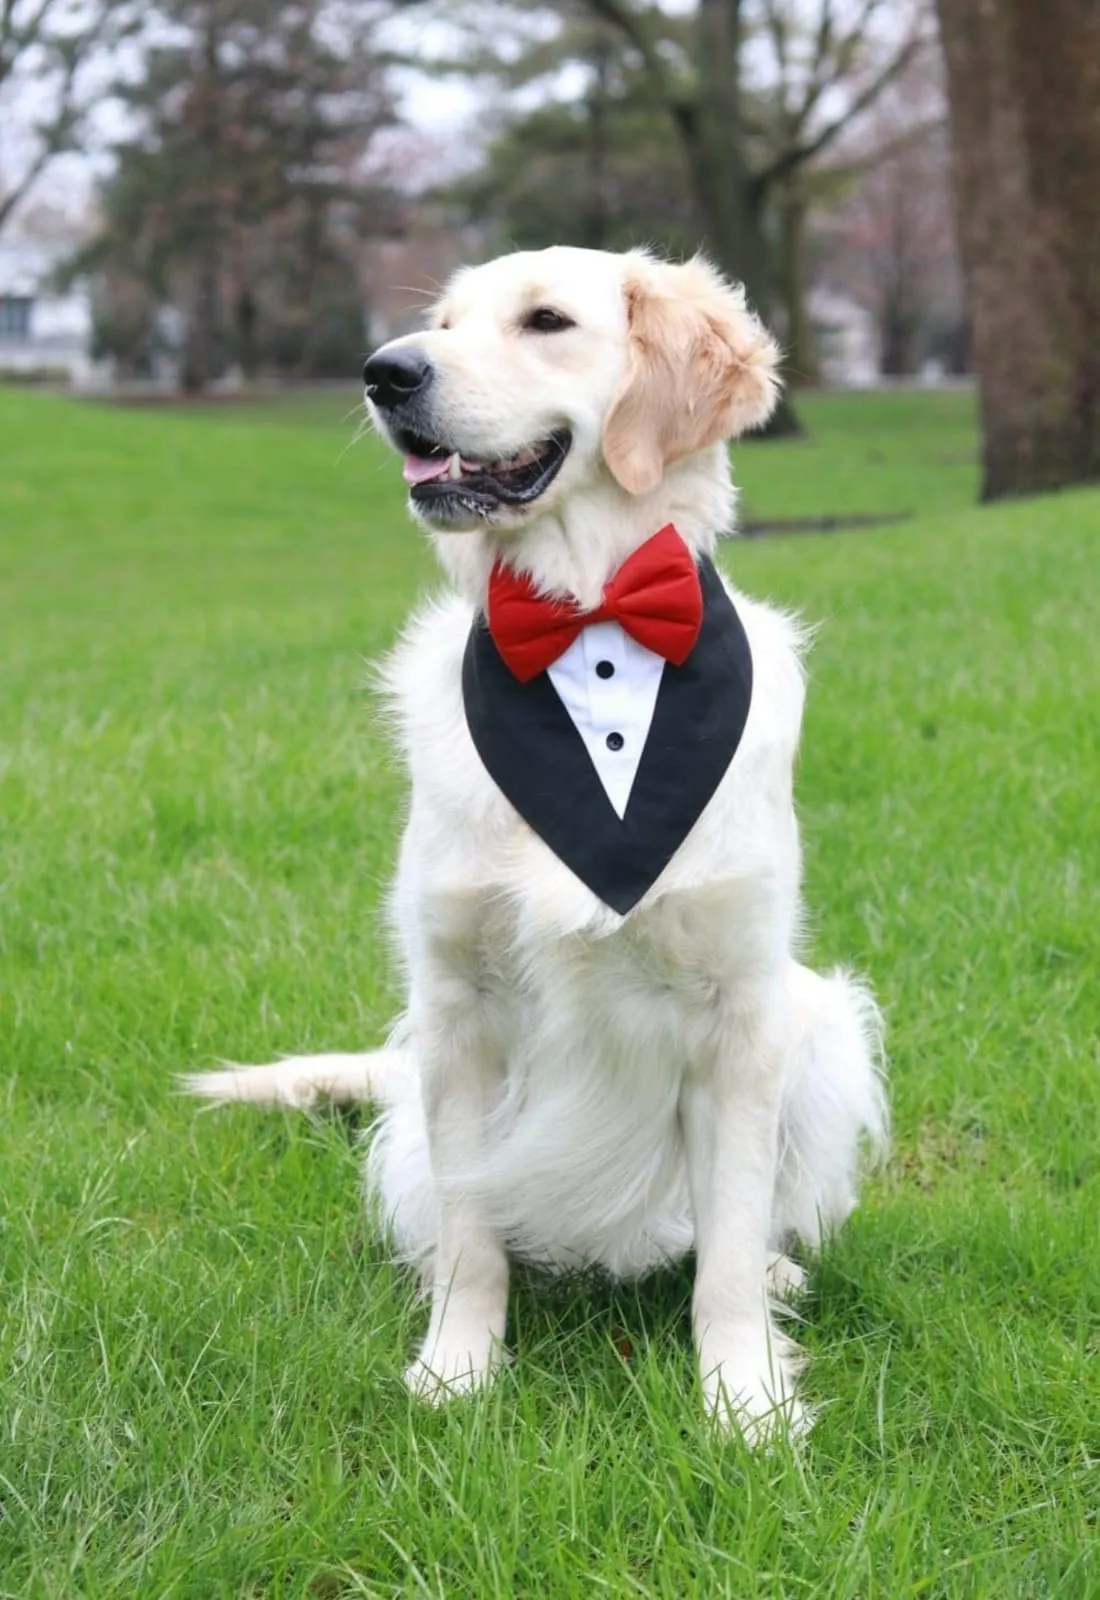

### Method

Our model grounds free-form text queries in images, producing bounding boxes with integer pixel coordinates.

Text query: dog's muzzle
[362,338,572,524]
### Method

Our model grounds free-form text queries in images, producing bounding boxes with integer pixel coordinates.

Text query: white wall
[0,229,105,385]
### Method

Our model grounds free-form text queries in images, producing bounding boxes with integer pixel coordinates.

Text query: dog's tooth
[447,452,462,480]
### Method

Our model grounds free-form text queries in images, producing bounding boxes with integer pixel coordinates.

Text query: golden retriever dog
[185,247,886,1440]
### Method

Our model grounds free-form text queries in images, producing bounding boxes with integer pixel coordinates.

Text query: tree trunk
[181,10,223,395]
[936,0,1100,498]
[878,293,918,378]
[585,32,612,250]
[182,238,220,394]
[879,251,920,377]
[235,285,258,379]
[681,0,802,437]
[588,0,802,434]
[677,134,802,436]
[295,199,326,378]
[778,181,816,388]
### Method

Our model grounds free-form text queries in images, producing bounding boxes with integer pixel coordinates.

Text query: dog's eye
[523,307,575,334]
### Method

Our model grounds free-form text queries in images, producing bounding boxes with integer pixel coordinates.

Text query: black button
[606,731,624,752]
[595,659,615,679]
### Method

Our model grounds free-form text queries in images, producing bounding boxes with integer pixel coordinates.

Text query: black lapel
[461,556,752,914]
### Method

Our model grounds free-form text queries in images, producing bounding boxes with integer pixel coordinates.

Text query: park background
[2,2,1098,1595]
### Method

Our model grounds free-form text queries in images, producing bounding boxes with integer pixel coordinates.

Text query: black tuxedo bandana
[461,556,753,914]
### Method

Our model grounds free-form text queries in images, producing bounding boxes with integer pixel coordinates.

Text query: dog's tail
[178,1050,403,1110]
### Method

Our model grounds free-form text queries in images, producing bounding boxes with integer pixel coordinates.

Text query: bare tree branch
[0,0,17,59]
[582,0,697,132]
[3,0,65,67]
[809,0,836,81]
[0,0,131,234]
[583,0,668,83]
[754,25,927,197]
[760,0,791,116]
[821,110,948,185]
[792,0,881,136]
[0,141,51,230]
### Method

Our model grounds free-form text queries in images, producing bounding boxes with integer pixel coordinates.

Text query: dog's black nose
[363,347,433,410]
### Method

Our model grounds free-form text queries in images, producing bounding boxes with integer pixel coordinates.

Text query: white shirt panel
[546,620,665,818]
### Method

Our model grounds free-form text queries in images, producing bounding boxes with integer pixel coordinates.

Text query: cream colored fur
[184,247,887,1441]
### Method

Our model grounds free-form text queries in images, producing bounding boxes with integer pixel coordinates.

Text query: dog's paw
[699,1328,810,1444]
[766,1252,806,1305]
[403,1339,502,1404]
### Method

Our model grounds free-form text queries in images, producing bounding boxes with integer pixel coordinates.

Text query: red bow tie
[487,524,704,683]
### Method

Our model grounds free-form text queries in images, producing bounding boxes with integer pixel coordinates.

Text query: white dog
[185,247,886,1439]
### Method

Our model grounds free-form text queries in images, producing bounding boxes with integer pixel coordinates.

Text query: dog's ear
[602,254,781,496]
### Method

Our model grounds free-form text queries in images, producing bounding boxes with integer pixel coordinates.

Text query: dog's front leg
[680,994,806,1439]
[403,960,508,1402]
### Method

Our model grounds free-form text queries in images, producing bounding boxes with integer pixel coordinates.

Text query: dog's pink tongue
[402,454,451,485]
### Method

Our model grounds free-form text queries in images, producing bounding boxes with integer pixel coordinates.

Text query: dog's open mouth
[395,427,571,516]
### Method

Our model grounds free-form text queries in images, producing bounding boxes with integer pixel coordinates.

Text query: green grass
[1,385,1097,1599]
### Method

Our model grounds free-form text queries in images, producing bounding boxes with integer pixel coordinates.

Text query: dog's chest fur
[374,574,810,1270]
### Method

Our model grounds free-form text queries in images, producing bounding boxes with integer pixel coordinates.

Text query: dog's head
[363,247,780,534]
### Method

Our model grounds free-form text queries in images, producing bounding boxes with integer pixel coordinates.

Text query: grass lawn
[1,385,1096,1598]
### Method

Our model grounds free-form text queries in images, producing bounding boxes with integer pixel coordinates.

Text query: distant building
[807,289,880,388]
[0,218,105,386]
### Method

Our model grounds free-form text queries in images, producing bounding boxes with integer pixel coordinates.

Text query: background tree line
[59,0,397,388]
[2,0,1097,495]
